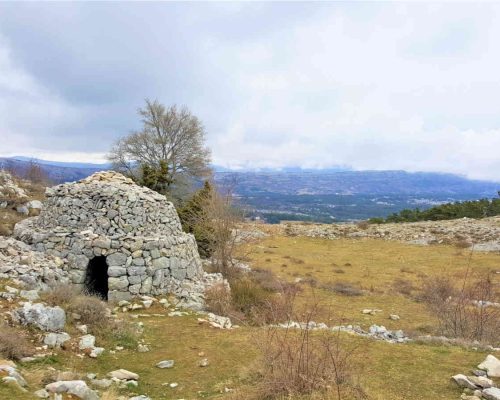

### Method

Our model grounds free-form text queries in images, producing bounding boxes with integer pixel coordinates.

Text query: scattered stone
[452,374,478,390]
[137,344,150,353]
[169,382,178,388]
[78,334,96,350]
[76,324,88,334]
[199,358,209,367]
[20,289,39,301]
[45,380,99,400]
[483,388,500,400]
[156,360,174,369]
[389,314,400,320]
[90,347,104,358]
[198,313,232,329]
[362,309,382,315]
[91,378,113,389]
[44,332,70,348]
[34,388,50,398]
[468,375,493,388]
[108,369,139,381]
[478,354,500,378]
[0,364,27,387]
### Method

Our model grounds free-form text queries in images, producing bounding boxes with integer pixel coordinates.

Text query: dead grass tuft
[42,283,81,307]
[0,324,32,360]
[321,282,363,297]
[67,295,110,333]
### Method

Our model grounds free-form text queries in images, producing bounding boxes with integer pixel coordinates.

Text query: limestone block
[108,276,129,290]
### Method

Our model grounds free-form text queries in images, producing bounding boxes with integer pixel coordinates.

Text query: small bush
[0,324,32,360]
[205,283,232,316]
[42,284,81,307]
[322,282,363,296]
[455,239,472,249]
[255,303,364,399]
[421,273,500,345]
[392,278,415,297]
[67,295,109,332]
[356,221,370,230]
[106,321,139,349]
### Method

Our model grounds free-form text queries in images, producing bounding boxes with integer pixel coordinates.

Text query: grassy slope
[1,237,499,399]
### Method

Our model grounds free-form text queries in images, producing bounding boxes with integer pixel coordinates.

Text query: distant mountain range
[0,157,108,183]
[1,156,498,222]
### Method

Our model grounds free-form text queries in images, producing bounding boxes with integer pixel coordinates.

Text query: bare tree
[108,99,211,195]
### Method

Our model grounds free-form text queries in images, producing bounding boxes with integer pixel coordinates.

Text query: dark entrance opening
[85,256,109,300]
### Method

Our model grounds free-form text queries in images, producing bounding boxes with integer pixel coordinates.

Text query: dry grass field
[1,234,499,400]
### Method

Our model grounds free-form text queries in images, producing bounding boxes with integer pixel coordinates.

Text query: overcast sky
[0,2,500,181]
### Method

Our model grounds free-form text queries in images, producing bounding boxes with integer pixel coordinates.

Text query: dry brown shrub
[205,283,232,316]
[0,324,32,360]
[356,221,370,230]
[421,270,500,345]
[67,295,109,332]
[255,303,365,400]
[455,239,473,249]
[207,268,301,326]
[321,282,363,297]
[42,283,81,307]
[392,278,415,297]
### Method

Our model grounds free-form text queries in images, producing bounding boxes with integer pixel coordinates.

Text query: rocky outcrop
[276,217,500,252]
[12,302,66,332]
[14,171,205,301]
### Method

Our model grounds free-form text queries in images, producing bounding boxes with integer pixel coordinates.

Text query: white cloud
[0,35,83,156]
[0,3,499,181]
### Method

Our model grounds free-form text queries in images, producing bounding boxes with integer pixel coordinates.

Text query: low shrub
[67,295,109,332]
[421,272,500,345]
[322,282,363,297]
[255,303,365,400]
[0,324,32,360]
[392,278,415,297]
[42,284,81,307]
[106,321,139,349]
[205,283,232,316]
[356,221,370,230]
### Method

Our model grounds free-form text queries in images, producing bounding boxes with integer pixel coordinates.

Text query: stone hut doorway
[85,256,109,300]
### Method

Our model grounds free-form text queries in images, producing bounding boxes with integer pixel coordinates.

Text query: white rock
[44,332,71,348]
[483,388,500,400]
[156,360,174,369]
[451,374,478,390]
[34,388,50,398]
[90,347,104,358]
[468,375,493,388]
[78,334,96,350]
[107,369,139,381]
[478,354,500,378]
[76,324,88,334]
[45,380,99,400]
[13,302,66,332]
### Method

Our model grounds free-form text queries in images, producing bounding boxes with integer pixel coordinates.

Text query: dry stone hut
[14,171,204,302]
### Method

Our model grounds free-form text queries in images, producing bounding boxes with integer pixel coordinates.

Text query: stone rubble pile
[452,354,500,400]
[0,236,70,290]
[0,170,28,207]
[276,321,410,343]
[0,170,43,215]
[277,217,500,252]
